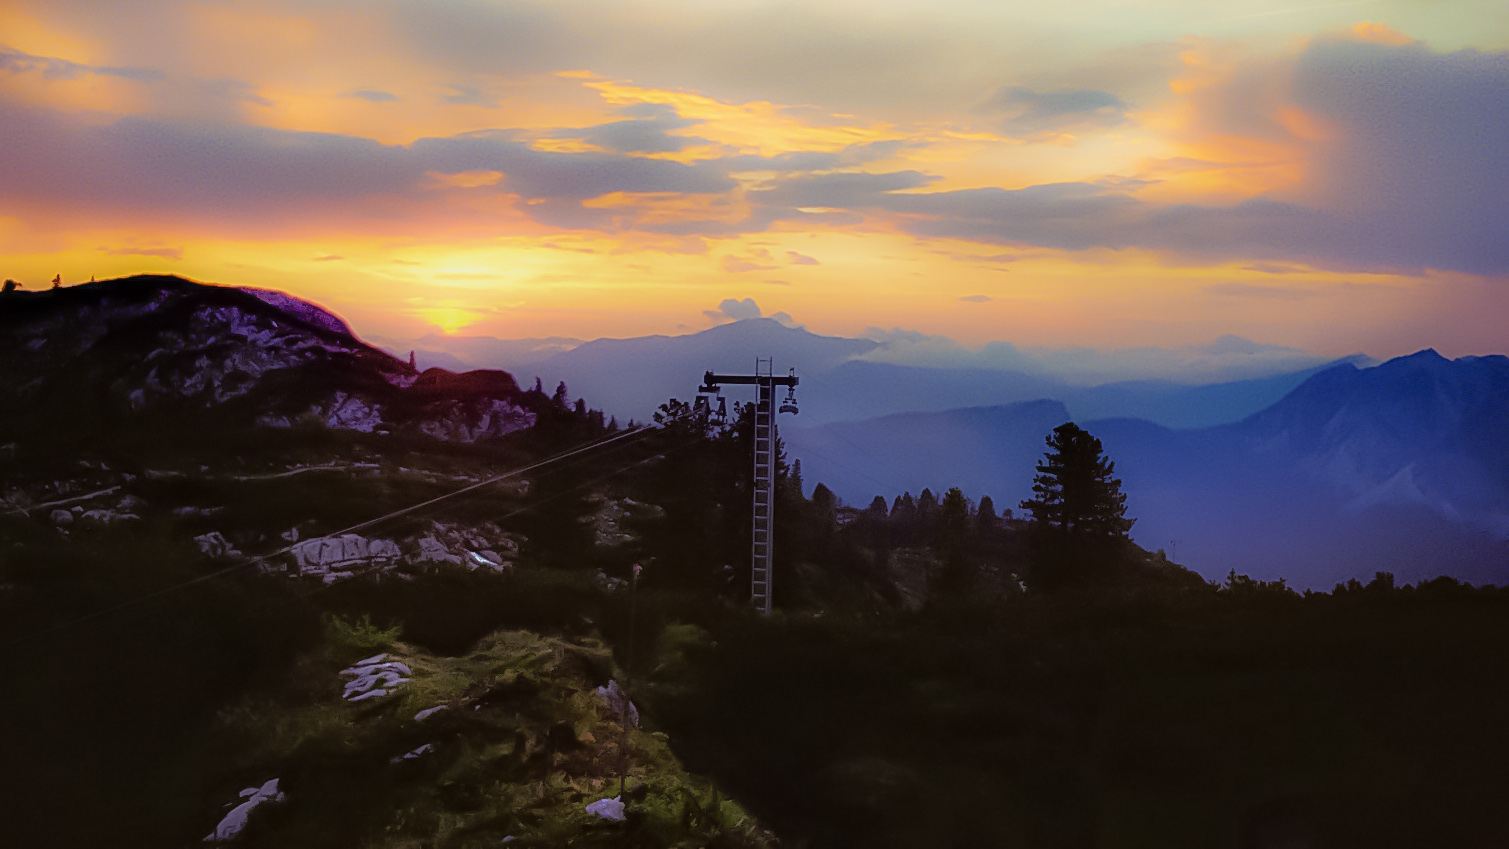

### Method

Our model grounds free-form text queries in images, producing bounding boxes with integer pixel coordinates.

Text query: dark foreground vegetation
[3,395,1508,848]
[651,580,1509,849]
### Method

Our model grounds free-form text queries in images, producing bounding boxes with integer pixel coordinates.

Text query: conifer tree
[1020,422,1132,538]
[811,482,837,520]
[1019,422,1134,590]
[976,495,997,534]
[934,487,975,597]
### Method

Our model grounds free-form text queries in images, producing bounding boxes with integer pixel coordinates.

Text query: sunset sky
[3,0,1506,374]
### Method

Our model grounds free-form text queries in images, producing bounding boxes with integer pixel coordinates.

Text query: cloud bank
[4,35,1503,274]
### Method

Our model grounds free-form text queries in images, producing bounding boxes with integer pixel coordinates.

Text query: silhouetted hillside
[0,275,536,446]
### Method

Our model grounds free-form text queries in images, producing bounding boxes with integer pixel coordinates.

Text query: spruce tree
[1019,422,1134,590]
[975,495,997,533]
[933,487,976,598]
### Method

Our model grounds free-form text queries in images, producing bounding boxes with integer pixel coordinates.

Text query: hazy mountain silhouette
[787,352,1509,588]
[505,318,877,421]
[396,319,1359,427]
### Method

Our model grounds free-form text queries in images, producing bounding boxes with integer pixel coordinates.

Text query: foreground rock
[204,779,284,842]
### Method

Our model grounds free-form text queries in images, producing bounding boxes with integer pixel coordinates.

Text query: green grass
[206,628,774,849]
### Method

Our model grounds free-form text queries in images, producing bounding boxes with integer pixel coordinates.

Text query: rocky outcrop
[282,522,518,583]
[414,521,518,572]
[590,496,661,547]
[239,287,351,336]
[416,398,535,442]
[291,534,402,583]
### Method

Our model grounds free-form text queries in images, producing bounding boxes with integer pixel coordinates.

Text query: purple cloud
[347,89,399,103]
[0,48,161,82]
[981,86,1130,134]
[704,297,763,321]
[549,104,707,154]
[442,84,495,106]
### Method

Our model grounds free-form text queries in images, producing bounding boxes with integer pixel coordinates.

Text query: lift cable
[0,419,684,651]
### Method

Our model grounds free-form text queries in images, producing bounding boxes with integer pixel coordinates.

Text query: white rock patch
[585,795,626,822]
[204,778,284,842]
[292,534,401,581]
[341,654,410,702]
[195,531,240,559]
[389,743,433,764]
[595,680,639,729]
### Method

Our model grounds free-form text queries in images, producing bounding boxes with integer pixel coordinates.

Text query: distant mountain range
[7,276,1503,589]
[387,320,1365,428]
[378,307,1506,589]
[786,351,1509,588]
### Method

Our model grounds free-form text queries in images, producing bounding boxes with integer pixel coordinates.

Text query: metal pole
[698,362,797,615]
[751,359,775,614]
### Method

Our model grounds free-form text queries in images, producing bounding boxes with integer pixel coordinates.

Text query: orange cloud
[1350,22,1414,47]
[1135,38,1322,204]
[579,77,905,159]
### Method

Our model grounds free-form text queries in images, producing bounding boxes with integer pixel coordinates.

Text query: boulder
[415,535,463,565]
[195,531,240,559]
[595,679,639,728]
[292,533,401,577]
[585,796,626,822]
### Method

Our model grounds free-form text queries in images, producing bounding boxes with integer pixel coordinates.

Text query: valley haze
[387,314,1509,590]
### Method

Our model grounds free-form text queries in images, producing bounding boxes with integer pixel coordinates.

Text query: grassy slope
[207,622,772,848]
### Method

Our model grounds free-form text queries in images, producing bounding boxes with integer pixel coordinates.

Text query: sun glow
[418,305,487,336]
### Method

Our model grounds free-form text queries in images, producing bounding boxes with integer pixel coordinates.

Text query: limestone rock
[204,779,284,842]
[195,531,241,559]
[585,796,626,822]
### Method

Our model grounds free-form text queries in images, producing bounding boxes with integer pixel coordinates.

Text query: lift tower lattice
[698,360,799,615]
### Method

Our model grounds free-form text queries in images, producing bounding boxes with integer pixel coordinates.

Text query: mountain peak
[1394,348,1448,365]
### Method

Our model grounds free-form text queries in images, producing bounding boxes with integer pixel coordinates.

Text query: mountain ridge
[787,350,1509,588]
[0,275,537,445]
